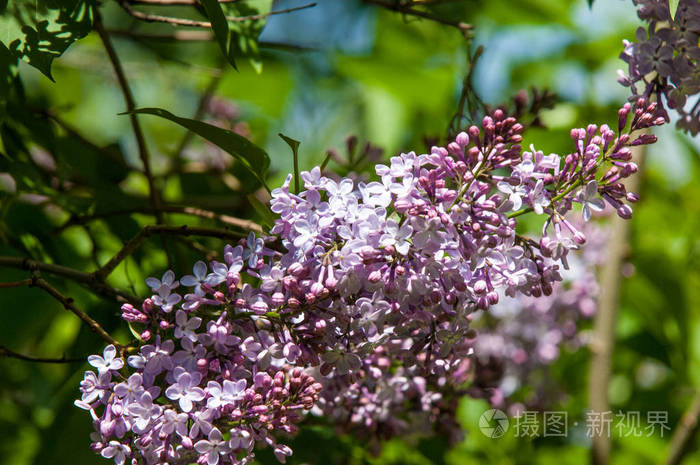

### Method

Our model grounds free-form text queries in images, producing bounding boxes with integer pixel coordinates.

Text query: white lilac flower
[206,379,246,409]
[113,373,144,404]
[100,441,131,465]
[88,345,123,375]
[379,219,413,255]
[194,428,231,465]
[164,368,205,412]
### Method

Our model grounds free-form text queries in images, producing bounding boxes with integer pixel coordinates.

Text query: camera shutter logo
[479,409,509,438]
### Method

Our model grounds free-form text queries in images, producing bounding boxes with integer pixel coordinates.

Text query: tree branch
[57,205,264,233]
[116,1,317,28]
[0,345,84,364]
[0,279,33,288]
[95,12,162,222]
[364,0,472,36]
[29,276,122,348]
[95,224,247,280]
[0,256,140,304]
[665,390,700,465]
[128,0,238,4]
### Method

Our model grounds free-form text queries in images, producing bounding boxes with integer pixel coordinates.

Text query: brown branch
[0,279,33,288]
[665,390,700,465]
[0,345,84,364]
[118,2,212,27]
[95,13,162,221]
[128,0,238,4]
[95,12,176,266]
[224,2,317,22]
[107,29,215,41]
[364,0,472,36]
[95,224,247,279]
[105,29,313,52]
[588,138,647,465]
[57,205,263,233]
[29,277,122,348]
[174,237,220,261]
[0,256,139,304]
[117,1,316,28]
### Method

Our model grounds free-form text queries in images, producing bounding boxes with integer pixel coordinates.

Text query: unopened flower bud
[616,204,633,219]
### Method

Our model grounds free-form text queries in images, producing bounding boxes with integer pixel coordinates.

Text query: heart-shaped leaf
[0,0,94,80]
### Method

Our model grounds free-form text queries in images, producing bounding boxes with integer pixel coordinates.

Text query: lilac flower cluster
[77,99,661,464]
[619,0,700,133]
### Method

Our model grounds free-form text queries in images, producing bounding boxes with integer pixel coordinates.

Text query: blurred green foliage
[0,0,699,464]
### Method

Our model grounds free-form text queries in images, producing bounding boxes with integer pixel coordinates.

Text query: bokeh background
[1,0,699,464]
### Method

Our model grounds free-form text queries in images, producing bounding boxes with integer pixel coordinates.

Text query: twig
[0,256,139,304]
[57,205,264,233]
[95,13,162,222]
[0,279,33,288]
[105,29,313,51]
[588,137,647,465]
[174,237,219,261]
[118,2,212,27]
[665,390,700,465]
[95,224,247,279]
[0,345,84,364]
[95,13,175,266]
[364,0,472,36]
[224,2,317,22]
[107,29,215,41]
[448,44,484,139]
[29,276,122,348]
[128,0,238,4]
[117,1,317,28]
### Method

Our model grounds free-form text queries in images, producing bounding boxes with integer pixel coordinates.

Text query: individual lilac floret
[195,428,231,465]
[576,181,606,221]
[100,441,130,465]
[165,367,206,412]
[181,261,209,296]
[88,345,124,375]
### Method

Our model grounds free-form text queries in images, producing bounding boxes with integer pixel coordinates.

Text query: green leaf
[200,0,238,70]
[669,0,680,19]
[278,132,301,194]
[127,107,270,191]
[220,1,266,73]
[0,0,94,80]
